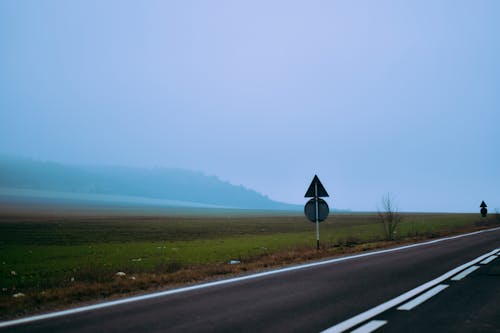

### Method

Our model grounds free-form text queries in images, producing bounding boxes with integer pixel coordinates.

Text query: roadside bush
[378,193,402,241]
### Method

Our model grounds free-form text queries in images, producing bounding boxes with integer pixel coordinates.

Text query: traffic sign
[304,175,330,250]
[305,175,329,198]
[480,201,488,217]
[304,198,329,222]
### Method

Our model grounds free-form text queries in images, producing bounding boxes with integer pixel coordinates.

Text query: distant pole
[480,201,488,217]
[315,182,320,250]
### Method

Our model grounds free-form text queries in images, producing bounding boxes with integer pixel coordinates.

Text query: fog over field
[1,1,499,212]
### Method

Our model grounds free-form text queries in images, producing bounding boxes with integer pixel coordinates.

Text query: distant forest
[0,156,299,210]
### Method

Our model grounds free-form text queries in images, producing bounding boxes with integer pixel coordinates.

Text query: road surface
[1,227,499,332]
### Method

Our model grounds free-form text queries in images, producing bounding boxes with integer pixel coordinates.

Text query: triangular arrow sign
[305,175,329,198]
[480,201,487,208]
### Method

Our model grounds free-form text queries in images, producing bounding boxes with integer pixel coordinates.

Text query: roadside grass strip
[320,248,497,333]
[450,265,480,281]
[350,320,387,333]
[480,255,498,265]
[397,284,449,311]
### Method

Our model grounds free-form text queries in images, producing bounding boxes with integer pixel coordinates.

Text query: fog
[1,1,499,212]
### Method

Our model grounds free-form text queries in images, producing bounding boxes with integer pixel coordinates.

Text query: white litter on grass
[131,258,142,262]
[13,293,25,298]
[10,271,17,276]
[70,277,75,282]
[229,260,241,265]
[115,272,126,277]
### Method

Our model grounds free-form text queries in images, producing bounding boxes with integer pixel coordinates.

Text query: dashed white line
[450,265,480,281]
[480,255,498,265]
[350,320,387,333]
[397,284,449,311]
[320,248,497,333]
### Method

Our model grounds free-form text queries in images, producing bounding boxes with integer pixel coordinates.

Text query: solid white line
[350,320,388,333]
[320,248,497,333]
[450,265,480,281]
[1,227,499,329]
[481,255,498,264]
[397,284,449,311]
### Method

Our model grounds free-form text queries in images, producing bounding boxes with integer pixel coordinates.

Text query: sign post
[480,201,488,217]
[304,175,330,250]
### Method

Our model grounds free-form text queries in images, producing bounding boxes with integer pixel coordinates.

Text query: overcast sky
[1,1,499,212]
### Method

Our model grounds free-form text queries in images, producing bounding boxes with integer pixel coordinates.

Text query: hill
[0,156,300,211]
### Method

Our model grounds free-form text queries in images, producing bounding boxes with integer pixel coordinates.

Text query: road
[1,227,499,333]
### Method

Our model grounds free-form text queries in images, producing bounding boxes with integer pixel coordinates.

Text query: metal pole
[315,182,319,250]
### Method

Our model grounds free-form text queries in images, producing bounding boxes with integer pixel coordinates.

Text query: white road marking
[1,227,499,329]
[320,248,497,333]
[480,255,498,264]
[350,320,387,333]
[397,284,449,311]
[450,265,480,281]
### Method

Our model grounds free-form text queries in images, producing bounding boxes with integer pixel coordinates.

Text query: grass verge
[1,211,499,320]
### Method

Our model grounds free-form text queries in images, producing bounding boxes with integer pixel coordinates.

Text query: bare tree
[378,193,402,241]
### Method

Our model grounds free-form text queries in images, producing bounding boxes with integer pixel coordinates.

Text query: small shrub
[378,193,402,241]
[72,263,114,284]
[331,237,362,249]
[154,261,184,274]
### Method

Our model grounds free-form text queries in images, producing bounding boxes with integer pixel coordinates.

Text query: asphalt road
[1,227,499,333]
[374,254,500,333]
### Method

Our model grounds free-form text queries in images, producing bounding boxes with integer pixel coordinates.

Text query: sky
[1,1,499,212]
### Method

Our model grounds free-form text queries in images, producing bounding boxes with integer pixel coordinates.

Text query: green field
[1,210,498,319]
